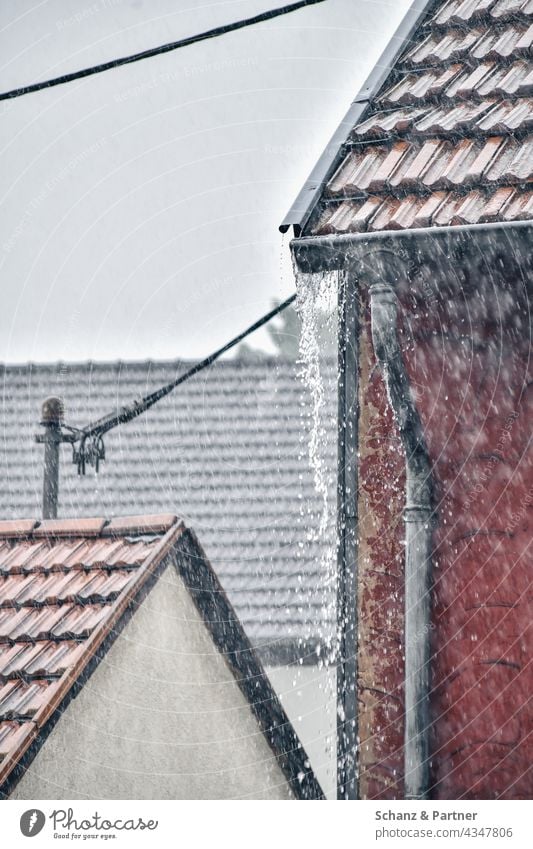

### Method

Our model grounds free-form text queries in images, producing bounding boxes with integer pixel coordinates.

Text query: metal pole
[369,283,433,800]
[336,267,359,799]
[39,397,64,520]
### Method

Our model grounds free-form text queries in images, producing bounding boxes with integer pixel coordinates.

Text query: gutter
[279,0,438,236]
[291,218,533,274]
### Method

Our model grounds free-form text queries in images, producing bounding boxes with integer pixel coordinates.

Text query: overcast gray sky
[1,0,410,363]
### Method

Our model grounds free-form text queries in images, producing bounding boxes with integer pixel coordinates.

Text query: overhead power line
[0,0,326,102]
[73,293,297,473]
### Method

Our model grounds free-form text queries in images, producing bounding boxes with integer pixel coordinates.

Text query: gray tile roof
[0,358,337,651]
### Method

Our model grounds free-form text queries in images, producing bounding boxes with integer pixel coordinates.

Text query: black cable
[76,293,296,462]
[0,0,326,102]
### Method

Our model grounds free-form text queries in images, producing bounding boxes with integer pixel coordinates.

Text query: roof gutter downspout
[369,283,433,800]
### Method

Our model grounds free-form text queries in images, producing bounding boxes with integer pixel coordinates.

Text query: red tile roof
[310,0,533,235]
[0,514,183,788]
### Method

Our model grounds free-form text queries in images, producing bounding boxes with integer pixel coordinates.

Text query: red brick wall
[404,327,532,799]
[358,296,405,799]
[357,276,532,799]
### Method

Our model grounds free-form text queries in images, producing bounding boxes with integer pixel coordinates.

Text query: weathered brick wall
[401,276,532,799]
[357,273,532,799]
[358,295,405,799]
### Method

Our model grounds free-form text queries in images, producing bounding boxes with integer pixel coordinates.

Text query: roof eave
[279,0,438,236]
[290,218,533,277]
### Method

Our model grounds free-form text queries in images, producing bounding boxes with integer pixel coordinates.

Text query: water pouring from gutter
[294,268,340,795]
[295,263,359,799]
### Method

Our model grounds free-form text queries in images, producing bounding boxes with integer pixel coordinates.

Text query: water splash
[295,268,338,669]
[295,269,337,538]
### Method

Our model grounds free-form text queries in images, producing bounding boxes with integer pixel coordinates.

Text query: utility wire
[0,0,326,102]
[74,293,296,471]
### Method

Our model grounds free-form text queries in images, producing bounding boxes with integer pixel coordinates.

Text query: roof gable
[286,0,533,236]
[0,514,183,790]
[0,514,323,799]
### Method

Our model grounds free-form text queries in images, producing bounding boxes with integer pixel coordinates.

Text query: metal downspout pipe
[369,283,434,800]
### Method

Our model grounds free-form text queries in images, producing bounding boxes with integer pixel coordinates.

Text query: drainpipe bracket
[404,505,433,523]
[368,282,395,299]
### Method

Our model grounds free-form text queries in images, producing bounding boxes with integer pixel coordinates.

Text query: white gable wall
[12,561,291,800]
[266,665,336,799]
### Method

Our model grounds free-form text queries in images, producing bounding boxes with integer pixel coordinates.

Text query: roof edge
[173,527,326,800]
[279,0,438,236]
[0,514,180,540]
[0,355,299,371]
[291,218,533,274]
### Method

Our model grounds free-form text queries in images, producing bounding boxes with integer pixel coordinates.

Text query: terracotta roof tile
[353,107,425,138]
[0,542,46,574]
[475,61,533,96]
[0,641,83,679]
[0,680,60,720]
[330,202,361,231]
[367,141,411,190]
[445,62,497,98]
[0,521,38,539]
[481,185,517,217]
[313,185,533,235]
[472,23,533,58]
[327,145,388,194]
[394,139,444,185]
[368,198,403,231]
[502,187,533,218]
[491,0,528,16]
[467,135,507,179]
[415,100,495,133]
[34,518,107,538]
[0,514,183,786]
[0,722,33,765]
[433,0,495,25]
[0,569,133,608]
[103,513,179,536]
[404,28,483,64]
[385,61,533,105]
[485,137,533,181]
[477,98,533,131]
[306,0,533,235]
[413,191,449,227]
[388,195,430,230]
[383,66,463,104]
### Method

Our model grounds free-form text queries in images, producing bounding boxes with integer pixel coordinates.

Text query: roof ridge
[0,356,306,371]
[0,514,179,541]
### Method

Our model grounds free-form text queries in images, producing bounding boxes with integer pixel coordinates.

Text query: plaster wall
[266,664,336,799]
[12,561,292,800]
